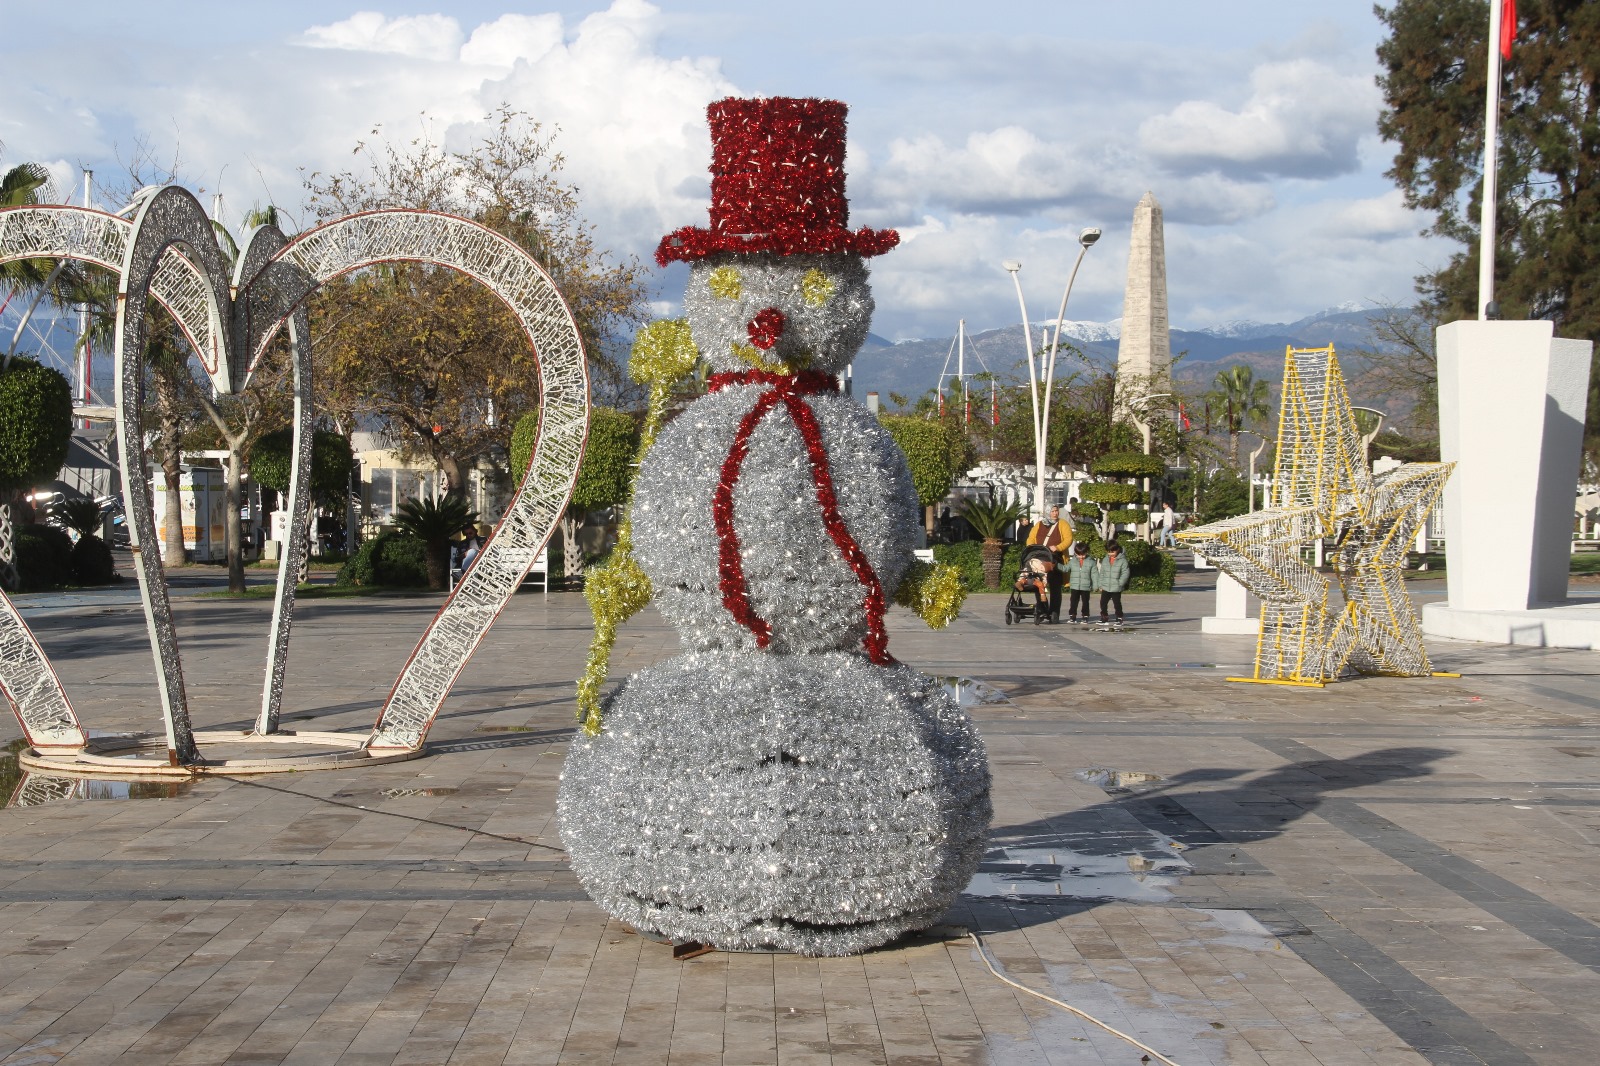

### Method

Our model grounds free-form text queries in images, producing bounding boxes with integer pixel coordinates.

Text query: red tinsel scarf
[706,369,891,665]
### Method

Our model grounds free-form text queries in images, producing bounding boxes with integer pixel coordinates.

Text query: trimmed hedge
[335,532,429,588]
[931,541,984,591]
[14,524,73,591]
[1079,482,1140,506]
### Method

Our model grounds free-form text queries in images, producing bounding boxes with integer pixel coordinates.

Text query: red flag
[1178,402,1191,432]
[1500,0,1516,59]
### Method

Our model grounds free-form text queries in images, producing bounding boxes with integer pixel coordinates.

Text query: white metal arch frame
[0,196,588,767]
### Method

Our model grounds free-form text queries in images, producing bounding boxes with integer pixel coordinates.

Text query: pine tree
[1376,0,1600,444]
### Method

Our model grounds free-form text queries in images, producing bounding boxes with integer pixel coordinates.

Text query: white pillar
[1433,321,1591,611]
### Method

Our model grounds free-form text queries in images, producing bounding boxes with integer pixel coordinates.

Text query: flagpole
[1478,0,1504,319]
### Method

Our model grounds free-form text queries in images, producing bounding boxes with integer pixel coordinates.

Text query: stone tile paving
[0,575,1596,1063]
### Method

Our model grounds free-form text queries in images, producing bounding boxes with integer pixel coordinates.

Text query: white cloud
[1139,59,1379,179]
[300,12,465,62]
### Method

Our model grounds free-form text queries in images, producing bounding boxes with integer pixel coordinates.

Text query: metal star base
[1177,345,1453,686]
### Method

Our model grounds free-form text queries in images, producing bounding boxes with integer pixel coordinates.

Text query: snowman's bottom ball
[556,650,992,957]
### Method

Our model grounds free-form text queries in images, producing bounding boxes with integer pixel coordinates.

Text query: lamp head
[1078,227,1102,248]
[1002,260,1021,273]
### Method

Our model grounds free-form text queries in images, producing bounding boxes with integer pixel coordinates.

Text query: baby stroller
[1005,545,1054,625]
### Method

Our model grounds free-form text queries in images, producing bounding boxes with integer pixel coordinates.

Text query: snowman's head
[683,252,873,376]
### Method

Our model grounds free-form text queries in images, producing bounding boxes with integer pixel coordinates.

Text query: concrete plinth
[1423,598,1600,650]
[1201,570,1259,635]
[1425,320,1593,648]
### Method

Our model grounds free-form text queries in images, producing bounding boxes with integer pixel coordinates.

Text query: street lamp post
[1003,226,1100,521]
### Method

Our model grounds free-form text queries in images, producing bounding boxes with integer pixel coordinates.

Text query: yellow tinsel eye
[800,268,835,307]
[707,266,742,300]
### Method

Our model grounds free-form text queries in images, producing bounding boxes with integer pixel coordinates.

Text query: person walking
[1155,501,1177,548]
[1064,540,1096,623]
[1025,504,1072,622]
[1097,540,1130,624]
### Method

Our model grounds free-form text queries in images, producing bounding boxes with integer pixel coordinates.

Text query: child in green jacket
[1064,541,1096,623]
[1097,542,1130,624]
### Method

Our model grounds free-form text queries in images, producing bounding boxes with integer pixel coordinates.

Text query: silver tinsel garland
[558,252,992,956]
[557,650,992,956]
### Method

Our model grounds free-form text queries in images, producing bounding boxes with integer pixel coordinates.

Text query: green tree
[958,497,1027,589]
[391,495,476,591]
[1207,365,1272,462]
[1376,0,1600,449]
[1081,451,1163,541]
[306,108,648,496]
[880,414,973,540]
[0,358,73,589]
[249,428,357,500]
[511,405,639,576]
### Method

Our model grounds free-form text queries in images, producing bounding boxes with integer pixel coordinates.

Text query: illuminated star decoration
[1177,345,1454,686]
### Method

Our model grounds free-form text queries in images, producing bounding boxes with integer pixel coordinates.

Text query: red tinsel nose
[747,308,786,350]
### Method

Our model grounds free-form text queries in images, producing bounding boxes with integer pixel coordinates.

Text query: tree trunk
[980,538,1003,589]
[925,504,936,543]
[224,448,246,593]
[425,539,449,591]
[438,453,466,500]
[561,512,583,578]
[154,372,186,568]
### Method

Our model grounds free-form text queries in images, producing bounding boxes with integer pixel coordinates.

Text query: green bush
[0,358,73,495]
[1079,482,1139,506]
[1121,537,1177,592]
[1070,500,1100,520]
[336,532,429,588]
[998,544,1026,590]
[250,429,356,498]
[15,524,73,591]
[932,540,984,591]
[1107,507,1147,525]
[70,535,116,586]
[1090,450,1165,480]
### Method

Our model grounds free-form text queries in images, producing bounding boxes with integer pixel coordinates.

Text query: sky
[0,0,1454,342]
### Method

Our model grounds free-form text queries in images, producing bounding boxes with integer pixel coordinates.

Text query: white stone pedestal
[1202,571,1260,635]
[1423,320,1596,650]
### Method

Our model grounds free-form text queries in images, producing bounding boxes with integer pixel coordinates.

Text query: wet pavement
[1,569,1598,1064]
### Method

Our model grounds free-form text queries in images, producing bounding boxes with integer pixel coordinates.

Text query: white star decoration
[1178,345,1454,686]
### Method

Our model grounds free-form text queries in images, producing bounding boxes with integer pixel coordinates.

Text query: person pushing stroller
[1007,544,1055,625]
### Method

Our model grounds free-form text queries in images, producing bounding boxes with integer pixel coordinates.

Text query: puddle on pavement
[4,768,192,808]
[1075,767,1166,793]
[968,830,1193,903]
[938,677,1012,709]
[376,787,461,799]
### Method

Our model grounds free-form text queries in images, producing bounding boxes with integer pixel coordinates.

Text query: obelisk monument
[1114,191,1171,410]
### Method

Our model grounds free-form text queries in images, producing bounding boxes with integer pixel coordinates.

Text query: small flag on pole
[1500,0,1516,59]
[1178,402,1191,432]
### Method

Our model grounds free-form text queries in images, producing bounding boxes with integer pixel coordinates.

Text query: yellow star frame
[1177,346,1454,687]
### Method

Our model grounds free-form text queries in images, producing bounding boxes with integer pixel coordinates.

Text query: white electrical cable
[967,931,1184,1066]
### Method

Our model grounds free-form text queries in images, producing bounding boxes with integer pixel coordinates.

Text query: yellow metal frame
[1178,345,1454,687]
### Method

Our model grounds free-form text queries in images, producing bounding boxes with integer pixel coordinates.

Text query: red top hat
[655,97,899,266]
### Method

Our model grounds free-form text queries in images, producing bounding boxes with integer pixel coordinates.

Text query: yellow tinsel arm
[893,559,967,630]
[575,319,700,735]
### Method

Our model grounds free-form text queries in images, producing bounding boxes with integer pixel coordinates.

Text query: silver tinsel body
[558,252,992,956]
[557,650,992,956]
[633,387,918,655]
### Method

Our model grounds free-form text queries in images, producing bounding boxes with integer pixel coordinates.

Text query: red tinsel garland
[707,370,892,664]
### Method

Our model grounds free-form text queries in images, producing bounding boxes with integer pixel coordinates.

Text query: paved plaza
[2,569,1599,1065]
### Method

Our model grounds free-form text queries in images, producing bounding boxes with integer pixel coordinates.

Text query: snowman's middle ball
[684,252,872,375]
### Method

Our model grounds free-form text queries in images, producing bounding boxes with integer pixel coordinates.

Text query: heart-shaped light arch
[0,190,588,768]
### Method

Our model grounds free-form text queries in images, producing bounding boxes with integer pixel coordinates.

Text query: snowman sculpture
[557,97,991,957]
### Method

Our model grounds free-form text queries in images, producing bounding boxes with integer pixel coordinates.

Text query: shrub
[70,535,116,586]
[250,429,356,498]
[1079,482,1140,506]
[932,541,984,591]
[336,532,429,588]
[1090,450,1165,480]
[0,358,73,496]
[1107,507,1147,525]
[1120,537,1177,592]
[15,524,74,591]
[998,544,1026,590]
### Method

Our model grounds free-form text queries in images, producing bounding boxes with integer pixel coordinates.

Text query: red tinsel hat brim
[655,224,899,266]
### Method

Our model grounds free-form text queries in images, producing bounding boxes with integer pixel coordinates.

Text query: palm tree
[1208,365,1272,463]
[960,497,1028,589]
[392,495,477,591]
